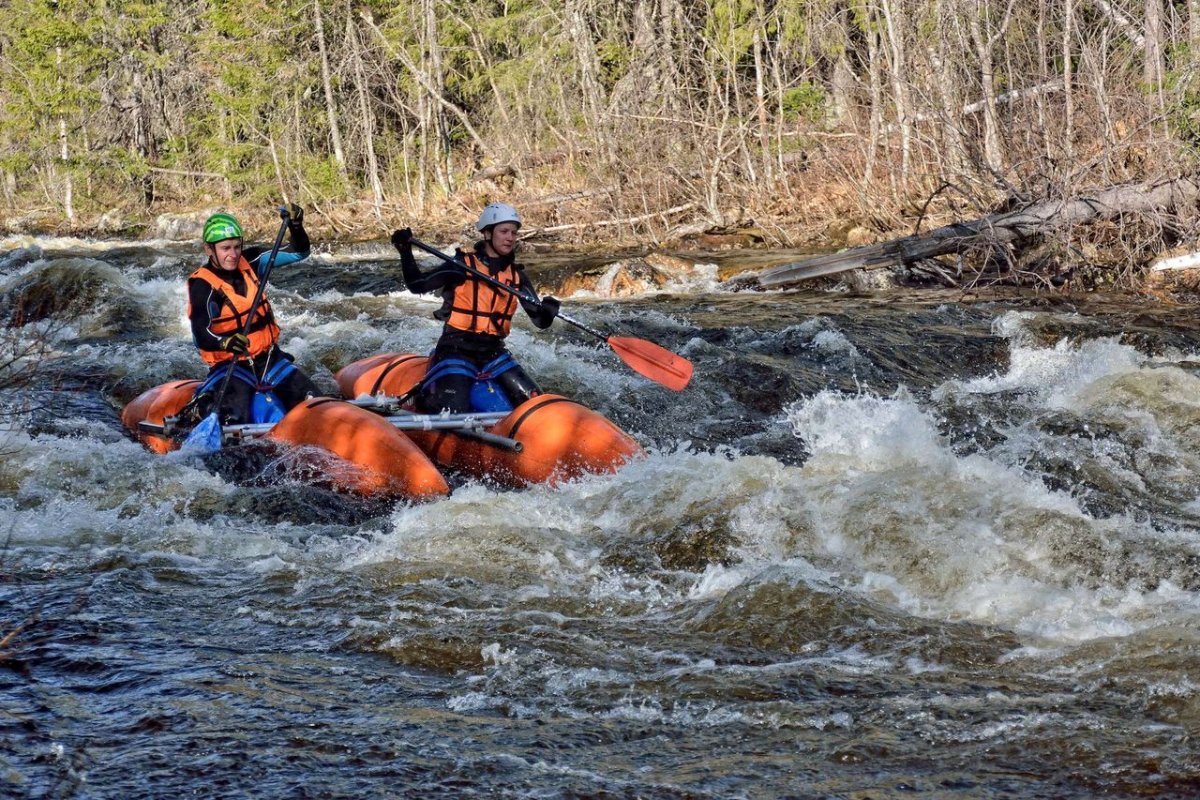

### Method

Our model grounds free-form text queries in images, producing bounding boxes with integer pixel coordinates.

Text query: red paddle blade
[607,336,693,391]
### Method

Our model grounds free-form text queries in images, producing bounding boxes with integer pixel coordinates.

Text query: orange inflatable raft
[334,353,643,487]
[120,381,449,500]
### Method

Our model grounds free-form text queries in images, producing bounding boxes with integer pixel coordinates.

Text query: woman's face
[486,222,519,257]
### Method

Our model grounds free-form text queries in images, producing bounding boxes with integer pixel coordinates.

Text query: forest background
[0,0,1195,288]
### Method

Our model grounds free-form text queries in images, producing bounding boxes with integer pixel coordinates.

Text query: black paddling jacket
[399,241,555,347]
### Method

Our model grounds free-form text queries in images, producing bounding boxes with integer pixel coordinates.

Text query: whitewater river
[1,235,1198,798]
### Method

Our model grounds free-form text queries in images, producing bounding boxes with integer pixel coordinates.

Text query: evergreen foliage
[0,0,1191,239]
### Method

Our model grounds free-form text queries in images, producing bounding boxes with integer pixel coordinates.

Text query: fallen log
[755,177,1200,287]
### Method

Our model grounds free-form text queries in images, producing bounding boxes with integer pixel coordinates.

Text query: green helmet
[202,212,244,243]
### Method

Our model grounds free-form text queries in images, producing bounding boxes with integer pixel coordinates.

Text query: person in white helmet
[391,203,560,413]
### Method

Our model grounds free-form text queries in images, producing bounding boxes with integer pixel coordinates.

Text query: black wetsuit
[187,224,319,425]
[400,241,555,413]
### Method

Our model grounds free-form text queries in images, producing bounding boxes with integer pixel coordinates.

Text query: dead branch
[755,177,1200,287]
[524,202,699,235]
[522,186,620,207]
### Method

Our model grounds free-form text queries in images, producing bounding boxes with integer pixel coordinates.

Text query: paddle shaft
[409,238,608,344]
[206,210,292,419]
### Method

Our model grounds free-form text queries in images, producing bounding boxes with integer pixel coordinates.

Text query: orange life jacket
[187,258,280,366]
[444,252,520,338]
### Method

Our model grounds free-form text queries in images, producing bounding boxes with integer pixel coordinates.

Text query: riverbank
[0,198,818,252]
[3,196,1195,299]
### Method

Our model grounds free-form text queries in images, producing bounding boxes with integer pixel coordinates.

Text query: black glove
[219,332,250,356]
[539,295,561,318]
[391,228,413,253]
[284,203,304,226]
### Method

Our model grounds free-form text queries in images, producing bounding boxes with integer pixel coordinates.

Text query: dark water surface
[2,235,1199,798]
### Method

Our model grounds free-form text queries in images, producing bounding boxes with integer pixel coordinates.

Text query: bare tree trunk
[313,0,348,181]
[1062,0,1076,161]
[566,0,609,156]
[931,0,967,177]
[82,126,92,201]
[416,91,430,209]
[828,2,855,132]
[269,136,287,201]
[56,46,74,221]
[1144,0,1167,127]
[752,21,772,184]
[967,0,1018,175]
[1,129,14,207]
[830,54,855,127]
[658,0,683,116]
[864,12,885,184]
[131,67,157,205]
[567,0,603,123]
[424,0,451,192]
[772,39,789,178]
[1035,0,1052,159]
[879,0,912,187]
[348,15,383,217]
[608,0,656,112]
[708,118,727,222]
[1084,34,1117,146]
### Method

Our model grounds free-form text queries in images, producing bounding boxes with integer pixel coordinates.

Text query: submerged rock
[0,258,146,332]
[844,266,900,291]
[94,209,132,235]
[155,210,212,241]
[1145,249,1200,293]
[2,211,58,235]
[546,252,697,298]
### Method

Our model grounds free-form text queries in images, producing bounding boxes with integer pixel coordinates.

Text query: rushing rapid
[2,235,1198,798]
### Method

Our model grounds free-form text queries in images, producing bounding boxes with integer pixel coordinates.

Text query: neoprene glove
[284,203,304,226]
[391,228,413,253]
[540,295,561,318]
[219,332,250,355]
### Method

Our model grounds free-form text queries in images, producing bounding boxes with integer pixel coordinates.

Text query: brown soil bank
[5,174,1200,299]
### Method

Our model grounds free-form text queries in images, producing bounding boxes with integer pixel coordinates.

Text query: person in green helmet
[184,205,319,426]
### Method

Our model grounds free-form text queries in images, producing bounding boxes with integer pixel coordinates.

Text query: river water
[1,235,1198,798]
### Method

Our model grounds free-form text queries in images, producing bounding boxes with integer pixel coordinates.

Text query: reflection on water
[2,236,1199,797]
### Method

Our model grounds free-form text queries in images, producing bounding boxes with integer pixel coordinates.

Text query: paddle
[408,237,693,391]
[181,208,292,454]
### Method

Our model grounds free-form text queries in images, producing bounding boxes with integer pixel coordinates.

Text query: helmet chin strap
[482,230,497,258]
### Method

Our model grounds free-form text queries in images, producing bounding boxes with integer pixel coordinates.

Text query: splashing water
[2,239,1199,797]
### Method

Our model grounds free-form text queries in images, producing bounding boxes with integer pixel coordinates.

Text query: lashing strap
[196,358,295,396]
[196,362,258,394]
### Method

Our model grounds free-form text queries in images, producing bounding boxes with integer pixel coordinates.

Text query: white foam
[810,329,860,356]
[776,382,1200,645]
[941,334,1147,409]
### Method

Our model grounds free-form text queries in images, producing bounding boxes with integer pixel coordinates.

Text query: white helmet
[476,202,522,232]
